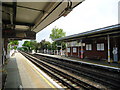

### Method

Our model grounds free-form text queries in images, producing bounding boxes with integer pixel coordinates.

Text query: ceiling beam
[3,20,35,26]
[17,5,45,13]
[13,2,17,25]
[2,3,13,8]
[2,3,44,12]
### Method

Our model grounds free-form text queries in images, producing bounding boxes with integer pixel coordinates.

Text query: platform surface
[37,53,120,69]
[5,52,57,89]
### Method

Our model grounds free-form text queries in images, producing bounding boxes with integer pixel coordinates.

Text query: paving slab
[5,52,58,89]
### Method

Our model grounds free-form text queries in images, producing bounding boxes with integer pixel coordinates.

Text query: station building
[55,24,120,63]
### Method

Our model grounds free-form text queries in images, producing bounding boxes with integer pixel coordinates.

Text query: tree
[39,39,51,50]
[51,41,57,50]
[22,41,31,52]
[50,27,66,41]
[8,40,19,50]
[30,41,41,52]
[45,41,51,50]
[50,27,66,50]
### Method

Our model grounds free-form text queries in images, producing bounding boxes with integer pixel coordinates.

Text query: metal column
[66,43,68,56]
[107,35,110,62]
[81,40,83,59]
[71,47,72,56]
[78,42,80,57]
[61,44,62,56]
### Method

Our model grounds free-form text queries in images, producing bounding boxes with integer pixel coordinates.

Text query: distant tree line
[17,27,66,54]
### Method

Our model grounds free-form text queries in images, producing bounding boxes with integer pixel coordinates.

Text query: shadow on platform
[5,57,22,89]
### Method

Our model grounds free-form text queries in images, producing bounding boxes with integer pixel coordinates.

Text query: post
[81,40,83,59]
[47,49,48,54]
[78,42,80,57]
[71,47,72,56]
[57,50,58,55]
[61,44,62,56]
[66,43,68,57]
[54,50,55,55]
[107,35,110,63]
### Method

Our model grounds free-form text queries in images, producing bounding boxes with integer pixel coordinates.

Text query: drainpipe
[107,35,110,63]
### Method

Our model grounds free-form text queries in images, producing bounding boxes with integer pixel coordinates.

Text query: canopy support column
[80,40,83,59]
[107,35,111,63]
[78,42,80,57]
[71,47,72,57]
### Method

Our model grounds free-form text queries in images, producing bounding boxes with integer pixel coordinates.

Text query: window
[97,43,104,51]
[73,48,77,53]
[86,44,92,50]
[67,48,70,53]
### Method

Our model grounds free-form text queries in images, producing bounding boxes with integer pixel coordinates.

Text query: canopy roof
[54,24,120,42]
[2,1,84,39]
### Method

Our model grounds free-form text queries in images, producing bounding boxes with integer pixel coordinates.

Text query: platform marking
[23,58,55,88]
[20,53,62,89]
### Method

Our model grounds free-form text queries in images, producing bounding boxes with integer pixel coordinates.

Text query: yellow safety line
[24,58,56,88]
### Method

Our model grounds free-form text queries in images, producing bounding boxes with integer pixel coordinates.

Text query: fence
[36,49,66,56]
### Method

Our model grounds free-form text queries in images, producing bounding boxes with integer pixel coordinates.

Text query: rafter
[2,3,44,12]
[3,20,35,26]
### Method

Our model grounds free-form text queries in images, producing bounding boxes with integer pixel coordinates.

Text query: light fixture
[59,0,72,17]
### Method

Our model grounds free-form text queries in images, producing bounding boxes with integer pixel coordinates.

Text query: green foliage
[51,41,57,50]
[22,40,40,52]
[61,42,66,50]
[21,40,51,52]
[22,41,31,52]
[50,27,66,41]
[9,40,19,46]
[20,27,66,52]
[30,41,41,52]
[13,46,17,50]
[50,27,66,50]
[8,40,19,50]
[39,39,51,50]
[22,41,31,47]
[18,47,28,51]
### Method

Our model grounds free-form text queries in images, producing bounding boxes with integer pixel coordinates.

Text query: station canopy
[54,24,120,42]
[2,0,84,40]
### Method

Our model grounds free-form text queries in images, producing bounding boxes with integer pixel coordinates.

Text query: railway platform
[4,52,61,89]
[36,53,120,70]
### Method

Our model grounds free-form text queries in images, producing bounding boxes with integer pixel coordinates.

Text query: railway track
[32,53,120,89]
[19,51,99,90]
[19,51,120,89]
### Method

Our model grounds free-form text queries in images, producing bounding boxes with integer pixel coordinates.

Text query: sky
[19,0,119,47]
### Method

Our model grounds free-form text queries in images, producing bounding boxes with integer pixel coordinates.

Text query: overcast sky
[19,0,119,47]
